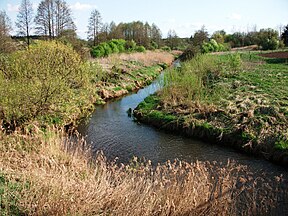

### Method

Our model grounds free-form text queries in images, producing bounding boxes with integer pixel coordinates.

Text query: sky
[0,0,287,39]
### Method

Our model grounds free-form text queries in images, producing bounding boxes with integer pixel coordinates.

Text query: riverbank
[1,43,287,215]
[93,50,175,102]
[134,51,288,166]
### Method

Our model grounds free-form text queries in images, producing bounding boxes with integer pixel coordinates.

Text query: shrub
[91,45,105,58]
[111,39,126,52]
[108,41,119,53]
[135,45,146,52]
[125,40,137,51]
[150,41,159,50]
[161,46,171,52]
[0,41,94,126]
[260,38,279,50]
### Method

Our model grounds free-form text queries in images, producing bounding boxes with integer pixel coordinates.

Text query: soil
[259,51,288,58]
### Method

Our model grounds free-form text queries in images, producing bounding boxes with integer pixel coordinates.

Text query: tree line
[0,0,288,53]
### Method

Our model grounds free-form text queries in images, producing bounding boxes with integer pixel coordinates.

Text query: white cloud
[227,13,242,21]
[70,2,97,11]
[7,3,19,12]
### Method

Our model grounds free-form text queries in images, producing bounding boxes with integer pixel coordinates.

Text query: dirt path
[259,51,288,58]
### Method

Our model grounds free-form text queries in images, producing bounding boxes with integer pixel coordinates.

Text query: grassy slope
[134,51,288,164]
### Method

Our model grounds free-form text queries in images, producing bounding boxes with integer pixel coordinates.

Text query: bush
[260,38,279,50]
[179,46,201,61]
[110,39,126,52]
[125,40,137,51]
[91,45,105,58]
[0,41,94,126]
[150,41,159,50]
[135,45,146,52]
[161,46,171,52]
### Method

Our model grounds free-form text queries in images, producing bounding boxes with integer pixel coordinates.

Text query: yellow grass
[0,127,286,215]
[96,50,175,69]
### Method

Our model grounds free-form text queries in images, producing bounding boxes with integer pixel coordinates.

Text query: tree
[211,30,226,44]
[257,28,279,50]
[87,9,102,46]
[35,0,75,39]
[0,10,13,53]
[150,23,162,48]
[281,25,288,46]
[16,0,34,48]
[190,26,209,47]
[166,29,180,50]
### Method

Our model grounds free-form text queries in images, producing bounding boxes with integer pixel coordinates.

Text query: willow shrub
[0,41,96,126]
[161,54,222,106]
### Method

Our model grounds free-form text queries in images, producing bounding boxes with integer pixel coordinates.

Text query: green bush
[91,45,105,58]
[135,45,146,52]
[108,41,119,53]
[161,46,171,52]
[261,38,279,50]
[125,40,137,51]
[0,41,95,126]
[110,39,126,52]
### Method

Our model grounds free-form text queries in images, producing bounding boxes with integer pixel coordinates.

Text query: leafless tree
[0,10,13,53]
[87,9,102,46]
[35,0,75,39]
[16,0,34,48]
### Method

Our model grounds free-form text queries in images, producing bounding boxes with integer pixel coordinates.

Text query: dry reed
[0,127,287,215]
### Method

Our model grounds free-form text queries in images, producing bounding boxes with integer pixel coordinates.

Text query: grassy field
[134,51,288,164]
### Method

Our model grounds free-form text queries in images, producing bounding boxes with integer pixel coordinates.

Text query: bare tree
[16,0,34,48]
[87,9,102,46]
[0,10,13,53]
[35,0,75,39]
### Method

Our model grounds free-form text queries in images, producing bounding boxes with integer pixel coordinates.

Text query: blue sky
[1,0,287,39]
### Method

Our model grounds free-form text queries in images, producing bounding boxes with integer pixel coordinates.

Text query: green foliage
[275,139,288,150]
[161,46,171,52]
[201,39,229,54]
[179,46,201,61]
[125,40,137,51]
[135,45,146,52]
[0,173,27,215]
[0,41,96,126]
[162,54,221,103]
[150,41,158,50]
[91,39,147,58]
[228,53,242,72]
[257,28,279,50]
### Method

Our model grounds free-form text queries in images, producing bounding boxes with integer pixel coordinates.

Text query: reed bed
[1,127,287,215]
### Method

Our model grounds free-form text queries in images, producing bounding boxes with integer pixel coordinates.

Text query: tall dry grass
[97,50,174,69]
[0,127,287,215]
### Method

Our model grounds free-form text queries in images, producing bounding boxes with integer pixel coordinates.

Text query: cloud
[227,13,242,20]
[7,3,19,12]
[70,2,97,11]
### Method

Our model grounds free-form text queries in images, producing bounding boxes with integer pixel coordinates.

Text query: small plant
[135,45,146,52]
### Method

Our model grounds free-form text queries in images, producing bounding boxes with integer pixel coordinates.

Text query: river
[78,72,287,177]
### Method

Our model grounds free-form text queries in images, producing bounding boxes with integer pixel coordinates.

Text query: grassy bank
[93,51,174,101]
[134,51,288,165]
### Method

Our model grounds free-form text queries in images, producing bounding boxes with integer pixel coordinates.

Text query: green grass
[136,51,288,156]
[0,173,28,216]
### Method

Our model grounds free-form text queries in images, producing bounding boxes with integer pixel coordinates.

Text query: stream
[78,72,287,177]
